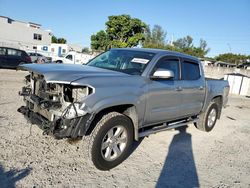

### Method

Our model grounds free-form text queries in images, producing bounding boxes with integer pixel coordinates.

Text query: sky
[0,0,249,57]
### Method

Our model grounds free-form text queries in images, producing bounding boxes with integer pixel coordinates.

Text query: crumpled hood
[19,63,128,84]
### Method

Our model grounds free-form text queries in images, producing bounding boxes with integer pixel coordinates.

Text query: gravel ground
[0,69,250,188]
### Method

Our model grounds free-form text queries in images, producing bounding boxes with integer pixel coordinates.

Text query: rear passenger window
[7,49,22,56]
[182,61,200,80]
[154,58,180,80]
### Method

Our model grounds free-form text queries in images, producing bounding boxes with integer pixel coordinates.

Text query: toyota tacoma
[18,48,229,170]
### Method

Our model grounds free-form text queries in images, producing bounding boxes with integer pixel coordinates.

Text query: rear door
[144,56,183,125]
[0,47,7,67]
[6,48,22,68]
[178,59,206,116]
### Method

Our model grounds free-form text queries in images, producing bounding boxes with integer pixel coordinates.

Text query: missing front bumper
[17,106,92,139]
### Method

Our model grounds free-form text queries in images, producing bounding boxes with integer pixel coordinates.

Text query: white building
[0,15,87,59]
[0,15,52,50]
[35,43,85,59]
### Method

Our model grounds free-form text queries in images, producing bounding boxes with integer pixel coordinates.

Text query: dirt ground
[0,69,250,188]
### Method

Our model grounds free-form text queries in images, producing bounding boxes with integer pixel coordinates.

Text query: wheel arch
[211,95,223,119]
[86,104,139,140]
[56,60,63,64]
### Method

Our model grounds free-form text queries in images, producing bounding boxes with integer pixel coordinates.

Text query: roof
[112,48,199,61]
[0,46,26,52]
[28,22,41,27]
[215,61,236,66]
[0,15,41,27]
[226,73,249,78]
[0,15,12,19]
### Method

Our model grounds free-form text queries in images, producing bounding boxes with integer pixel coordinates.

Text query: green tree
[51,35,58,43]
[82,47,90,53]
[215,53,250,65]
[57,38,67,44]
[143,25,167,49]
[173,35,193,49]
[171,36,209,57]
[51,35,67,44]
[91,15,147,50]
[91,30,110,51]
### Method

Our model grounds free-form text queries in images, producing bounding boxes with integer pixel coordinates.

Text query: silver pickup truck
[18,48,229,170]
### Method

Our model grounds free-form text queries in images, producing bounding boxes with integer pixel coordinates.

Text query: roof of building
[0,15,41,27]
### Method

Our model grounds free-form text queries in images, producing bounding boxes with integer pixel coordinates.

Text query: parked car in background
[237,62,250,69]
[53,51,94,64]
[27,52,51,63]
[0,47,32,69]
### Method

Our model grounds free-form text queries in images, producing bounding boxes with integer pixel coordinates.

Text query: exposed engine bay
[18,73,94,139]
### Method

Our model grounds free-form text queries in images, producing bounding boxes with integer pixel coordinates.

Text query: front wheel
[85,112,134,170]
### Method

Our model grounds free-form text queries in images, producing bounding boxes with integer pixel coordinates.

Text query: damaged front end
[18,73,94,139]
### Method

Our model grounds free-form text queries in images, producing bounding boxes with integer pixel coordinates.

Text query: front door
[6,48,21,68]
[144,57,183,125]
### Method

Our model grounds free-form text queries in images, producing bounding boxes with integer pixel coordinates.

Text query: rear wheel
[195,101,219,132]
[84,112,134,170]
[56,60,62,64]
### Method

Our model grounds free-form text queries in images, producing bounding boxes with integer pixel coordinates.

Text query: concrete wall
[204,66,250,96]
[204,66,250,78]
[0,16,51,50]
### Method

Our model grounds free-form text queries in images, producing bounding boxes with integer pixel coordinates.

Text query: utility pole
[169,34,174,46]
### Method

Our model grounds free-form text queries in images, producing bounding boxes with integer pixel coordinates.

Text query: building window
[33,46,37,50]
[33,33,42,41]
[62,49,66,53]
[7,18,12,24]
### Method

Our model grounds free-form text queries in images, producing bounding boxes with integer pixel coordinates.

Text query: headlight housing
[72,87,93,102]
[64,103,87,119]
[63,85,94,103]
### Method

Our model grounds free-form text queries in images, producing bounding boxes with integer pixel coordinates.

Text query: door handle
[175,87,183,91]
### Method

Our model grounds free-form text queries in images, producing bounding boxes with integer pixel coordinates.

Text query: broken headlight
[63,85,94,103]
[72,87,93,102]
[63,103,87,119]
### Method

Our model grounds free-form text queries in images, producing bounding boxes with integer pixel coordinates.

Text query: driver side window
[154,57,180,80]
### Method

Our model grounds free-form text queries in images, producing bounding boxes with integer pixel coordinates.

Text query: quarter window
[154,58,180,80]
[181,61,200,80]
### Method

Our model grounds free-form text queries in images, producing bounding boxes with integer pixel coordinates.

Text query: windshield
[87,49,155,75]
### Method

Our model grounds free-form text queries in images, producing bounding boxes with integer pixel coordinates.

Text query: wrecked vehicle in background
[18,48,229,170]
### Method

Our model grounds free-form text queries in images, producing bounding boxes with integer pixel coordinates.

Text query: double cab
[18,48,229,170]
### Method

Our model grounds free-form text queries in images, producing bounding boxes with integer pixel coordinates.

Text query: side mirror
[151,68,174,79]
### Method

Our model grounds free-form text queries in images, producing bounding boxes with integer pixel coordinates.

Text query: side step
[138,118,198,138]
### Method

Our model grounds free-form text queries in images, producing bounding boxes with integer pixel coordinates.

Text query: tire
[195,101,219,132]
[84,112,134,170]
[56,60,62,64]
[41,59,45,64]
